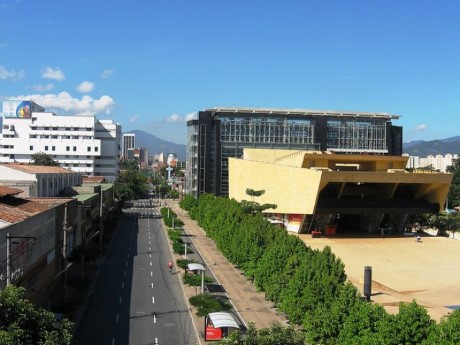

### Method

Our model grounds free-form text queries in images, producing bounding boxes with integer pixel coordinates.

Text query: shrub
[189,293,231,317]
[184,272,214,286]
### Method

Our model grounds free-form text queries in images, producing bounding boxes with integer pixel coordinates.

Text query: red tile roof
[0,185,23,197]
[83,176,106,183]
[0,163,77,174]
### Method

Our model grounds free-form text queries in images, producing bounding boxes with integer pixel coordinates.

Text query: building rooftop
[204,107,401,120]
[0,196,49,223]
[0,163,78,174]
[0,185,23,197]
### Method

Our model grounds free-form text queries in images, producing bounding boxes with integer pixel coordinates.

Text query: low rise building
[0,163,82,198]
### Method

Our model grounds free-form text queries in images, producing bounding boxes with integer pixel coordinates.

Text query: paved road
[76,200,198,345]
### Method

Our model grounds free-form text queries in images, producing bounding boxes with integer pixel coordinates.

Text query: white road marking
[115,313,119,323]
[124,270,126,276]
[151,271,153,277]
[112,338,115,345]
[152,296,155,304]
[119,296,123,304]
[121,282,124,289]
[154,313,156,323]
[151,282,154,288]
[150,262,152,267]
[149,253,152,259]
[155,337,158,344]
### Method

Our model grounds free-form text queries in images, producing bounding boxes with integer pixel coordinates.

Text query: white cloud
[100,69,114,79]
[0,43,8,48]
[166,113,181,123]
[165,111,197,123]
[415,124,428,132]
[129,115,139,123]
[185,112,197,121]
[32,83,54,91]
[76,81,95,93]
[0,65,25,81]
[41,67,65,81]
[8,92,115,115]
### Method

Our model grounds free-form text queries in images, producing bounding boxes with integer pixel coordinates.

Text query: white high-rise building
[0,100,121,181]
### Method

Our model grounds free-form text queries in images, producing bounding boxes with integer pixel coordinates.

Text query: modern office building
[229,148,452,234]
[186,107,403,197]
[122,133,135,160]
[0,100,121,181]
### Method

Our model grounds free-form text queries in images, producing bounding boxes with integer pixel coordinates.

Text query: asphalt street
[76,200,198,345]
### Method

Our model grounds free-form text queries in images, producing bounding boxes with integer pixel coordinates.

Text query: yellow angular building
[229,148,453,235]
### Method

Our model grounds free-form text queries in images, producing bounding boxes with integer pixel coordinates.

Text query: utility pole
[99,187,104,253]
[6,232,10,286]
[63,203,69,303]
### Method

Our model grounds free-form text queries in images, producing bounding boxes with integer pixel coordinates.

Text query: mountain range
[125,130,460,161]
[125,130,186,160]
[403,136,460,156]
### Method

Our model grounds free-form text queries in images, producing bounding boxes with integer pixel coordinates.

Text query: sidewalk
[166,199,289,332]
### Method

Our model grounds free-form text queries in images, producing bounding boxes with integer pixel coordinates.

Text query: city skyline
[1,0,459,145]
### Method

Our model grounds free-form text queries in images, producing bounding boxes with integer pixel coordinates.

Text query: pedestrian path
[167,199,289,330]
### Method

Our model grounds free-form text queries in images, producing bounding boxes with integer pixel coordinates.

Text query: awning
[187,263,205,271]
[208,312,239,329]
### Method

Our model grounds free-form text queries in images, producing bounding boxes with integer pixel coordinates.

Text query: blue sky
[1,0,459,144]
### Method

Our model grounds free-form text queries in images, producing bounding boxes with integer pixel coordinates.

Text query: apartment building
[405,153,458,173]
[0,100,121,181]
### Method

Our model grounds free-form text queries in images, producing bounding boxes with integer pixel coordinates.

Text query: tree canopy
[0,286,74,345]
[30,152,59,166]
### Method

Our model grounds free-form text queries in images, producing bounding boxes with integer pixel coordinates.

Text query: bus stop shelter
[204,312,239,341]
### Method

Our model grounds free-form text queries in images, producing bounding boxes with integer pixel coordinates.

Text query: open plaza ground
[300,232,460,321]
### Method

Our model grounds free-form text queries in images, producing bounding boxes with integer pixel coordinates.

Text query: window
[73,146,76,152]
[87,147,91,152]
[45,146,49,151]
[66,146,70,151]
[30,145,33,150]
[52,146,56,151]
[95,147,99,152]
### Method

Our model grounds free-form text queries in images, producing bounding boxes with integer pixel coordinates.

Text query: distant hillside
[126,130,186,160]
[403,136,460,156]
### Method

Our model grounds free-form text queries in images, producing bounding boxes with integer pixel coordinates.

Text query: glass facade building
[186,108,402,197]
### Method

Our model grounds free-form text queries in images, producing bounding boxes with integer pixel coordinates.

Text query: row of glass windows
[30,126,93,131]
[30,145,99,152]
[29,134,93,140]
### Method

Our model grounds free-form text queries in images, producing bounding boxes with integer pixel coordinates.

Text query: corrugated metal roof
[0,196,49,223]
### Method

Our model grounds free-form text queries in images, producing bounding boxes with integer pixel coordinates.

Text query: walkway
[167,199,289,332]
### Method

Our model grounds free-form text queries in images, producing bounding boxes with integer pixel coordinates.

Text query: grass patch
[184,273,214,286]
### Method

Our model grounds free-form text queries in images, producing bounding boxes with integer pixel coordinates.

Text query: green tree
[425,309,460,344]
[115,169,147,203]
[240,188,277,214]
[391,301,435,345]
[428,213,457,237]
[119,159,139,171]
[0,286,74,345]
[30,152,59,166]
